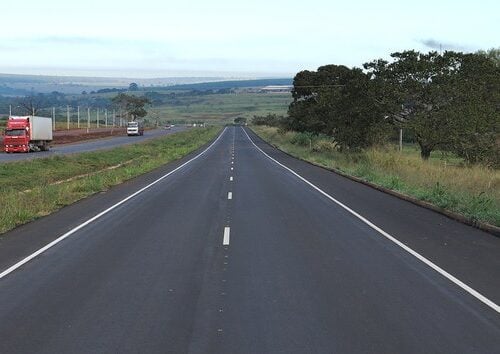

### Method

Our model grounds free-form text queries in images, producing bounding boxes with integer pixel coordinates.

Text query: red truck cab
[4,116,52,153]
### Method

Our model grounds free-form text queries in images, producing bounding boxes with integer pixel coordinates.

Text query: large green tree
[287,65,390,150]
[112,93,150,121]
[444,53,499,166]
[365,50,499,162]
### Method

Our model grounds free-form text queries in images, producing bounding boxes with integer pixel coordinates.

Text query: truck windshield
[128,122,138,127]
[5,129,26,136]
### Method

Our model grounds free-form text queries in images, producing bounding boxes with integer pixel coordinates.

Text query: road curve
[0,126,498,353]
[0,126,186,163]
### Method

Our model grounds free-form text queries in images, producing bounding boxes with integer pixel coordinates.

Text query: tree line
[260,49,499,166]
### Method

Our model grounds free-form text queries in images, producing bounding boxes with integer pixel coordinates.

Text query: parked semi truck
[3,116,53,153]
[127,121,144,136]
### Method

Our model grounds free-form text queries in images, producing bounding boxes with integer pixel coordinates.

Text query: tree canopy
[111,93,150,121]
[282,49,499,165]
[287,65,391,150]
[128,82,139,91]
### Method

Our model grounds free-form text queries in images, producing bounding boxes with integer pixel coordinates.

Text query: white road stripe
[0,128,228,280]
[223,227,230,245]
[228,192,232,200]
[230,176,233,181]
[231,167,233,171]
[242,127,500,314]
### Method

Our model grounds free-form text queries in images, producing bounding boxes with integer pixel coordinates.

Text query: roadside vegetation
[283,49,499,166]
[252,126,499,227]
[0,127,220,234]
[250,48,499,228]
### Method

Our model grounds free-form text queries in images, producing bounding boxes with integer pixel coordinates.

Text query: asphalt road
[0,126,498,353]
[0,127,186,163]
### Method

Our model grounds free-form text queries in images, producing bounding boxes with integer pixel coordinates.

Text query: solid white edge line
[223,227,230,245]
[242,127,500,314]
[0,127,228,280]
[228,192,233,200]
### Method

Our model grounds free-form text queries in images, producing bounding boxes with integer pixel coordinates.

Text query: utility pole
[77,106,80,128]
[9,105,11,116]
[96,109,99,128]
[112,110,116,127]
[399,128,403,152]
[105,109,108,127]
[399,103,404,152]
[87,107,90,133]
[67,105,70,130]
[52,107,55,130]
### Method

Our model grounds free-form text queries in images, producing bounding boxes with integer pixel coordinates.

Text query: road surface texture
[0,127,186,163]
[0,126,498,353]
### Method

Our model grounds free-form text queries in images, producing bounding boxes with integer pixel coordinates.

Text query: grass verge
[0,127,221,234]
[252,126,500,227]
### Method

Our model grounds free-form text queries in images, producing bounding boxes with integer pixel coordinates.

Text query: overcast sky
[0,0,498,78]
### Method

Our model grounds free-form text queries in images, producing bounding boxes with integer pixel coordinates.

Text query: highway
[0,126,186,163]
[0,126,498,353]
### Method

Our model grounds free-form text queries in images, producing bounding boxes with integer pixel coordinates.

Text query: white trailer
[29,116,53,141]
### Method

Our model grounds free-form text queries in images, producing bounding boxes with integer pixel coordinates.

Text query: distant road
[0,126,498,353]
[0,127,186,163]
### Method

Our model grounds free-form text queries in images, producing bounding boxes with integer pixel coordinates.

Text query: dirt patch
[52,128,127,145]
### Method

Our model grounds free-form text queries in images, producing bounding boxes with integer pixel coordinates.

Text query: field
[252,126,500,227]
[1,91,292,127]
[0,127,220,234]
[148,92,291,125]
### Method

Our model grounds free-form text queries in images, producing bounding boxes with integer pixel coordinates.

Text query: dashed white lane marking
[230,176,233,181]
[228,192,232,200]
[231,167,234,171]
[241,127,500,314]
[0,128,229,280]
[223,227,230,245]
[231,161,234,164]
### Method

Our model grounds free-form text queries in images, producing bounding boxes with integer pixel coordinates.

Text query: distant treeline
[0,87,242,115]
[254,49,499,167]
[164,78,293,91]
[0,85,31,96]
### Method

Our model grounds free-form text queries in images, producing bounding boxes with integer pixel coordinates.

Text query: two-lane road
[0,126,498,353]
[0,126,186,163]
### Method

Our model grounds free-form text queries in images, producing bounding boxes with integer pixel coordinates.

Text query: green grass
[0,127,220,234]
[252,126,500,227]
[149,92,291,125]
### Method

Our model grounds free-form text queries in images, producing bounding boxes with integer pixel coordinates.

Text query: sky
[0,0,498,78]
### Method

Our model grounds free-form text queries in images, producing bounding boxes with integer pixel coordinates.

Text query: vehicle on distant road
[127,121,144,136]
[3,116,53,153]
[164,124,171,130]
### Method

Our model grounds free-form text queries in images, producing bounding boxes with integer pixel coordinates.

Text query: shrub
[312,140,338,153]
[290,132,315,147]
